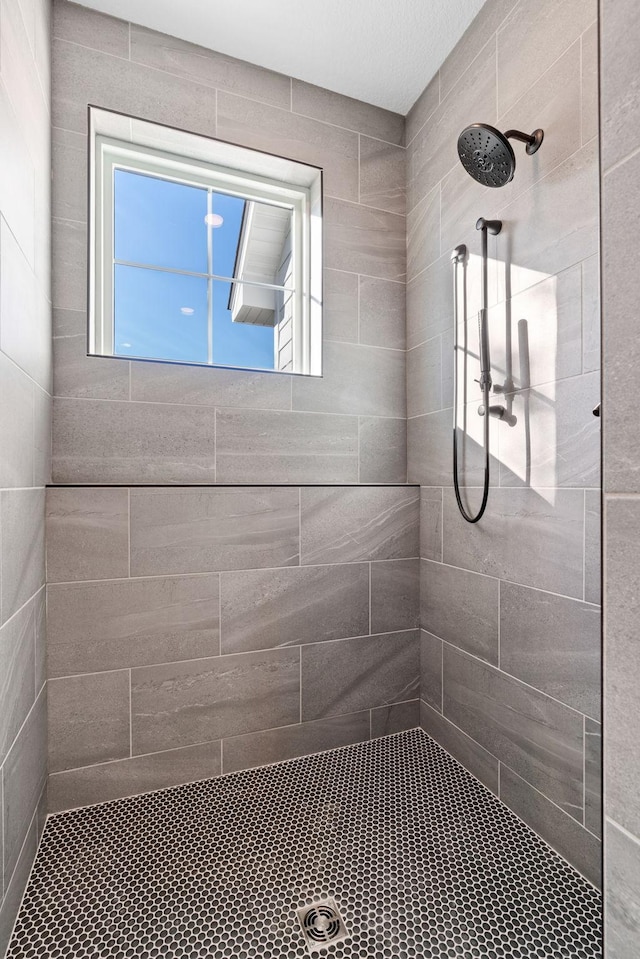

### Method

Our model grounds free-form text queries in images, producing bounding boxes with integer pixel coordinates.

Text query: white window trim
[89,112,322,376]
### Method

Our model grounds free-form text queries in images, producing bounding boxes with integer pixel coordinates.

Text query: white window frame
[89,109,322,376]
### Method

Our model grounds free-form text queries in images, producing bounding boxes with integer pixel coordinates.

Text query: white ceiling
[76,0,487,114]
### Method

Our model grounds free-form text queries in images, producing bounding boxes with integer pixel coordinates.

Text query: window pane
[210,192,245,279]
[114,265,208,363]
[213,279,276,370]
[212,194,294,288]
[114,170,208,273]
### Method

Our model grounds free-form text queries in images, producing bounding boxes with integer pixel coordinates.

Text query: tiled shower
[0,0,638,953]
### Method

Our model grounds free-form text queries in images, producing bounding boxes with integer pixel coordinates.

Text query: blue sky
[113,169,275,369]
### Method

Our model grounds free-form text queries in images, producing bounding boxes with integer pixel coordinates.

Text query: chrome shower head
[457,123,543,187]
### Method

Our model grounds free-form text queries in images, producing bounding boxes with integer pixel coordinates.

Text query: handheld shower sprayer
[451,216,510,524]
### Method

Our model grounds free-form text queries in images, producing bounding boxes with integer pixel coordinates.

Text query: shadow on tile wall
[0,0,52,952]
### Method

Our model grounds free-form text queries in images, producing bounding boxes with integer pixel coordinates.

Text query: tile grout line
[582,713,587,827]
[217,572,222,656]
[434,636,599,722]
[299,646,303,724]
[497,579,501,670]
[583,488,587,601]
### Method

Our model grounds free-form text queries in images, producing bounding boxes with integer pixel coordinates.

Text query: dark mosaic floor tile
[7,729,601,958]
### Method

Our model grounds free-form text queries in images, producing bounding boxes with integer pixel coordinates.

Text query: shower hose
[451,248,491,524]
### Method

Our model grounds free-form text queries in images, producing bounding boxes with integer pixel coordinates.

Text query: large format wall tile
[292,341,405,418]
[370,560,420,634]
[0,601,37,765]
[358,417,407,484]
[585,491,601,606]
[53,0,130,57]
[51,2,407,492]
[220,564,369,653]
[2,692,47,888]
[323,269,358,344]
[443,487,585,599]
[48,671,130,773]
[604,498,640,840]
[499,372,600,489]
[407,36,497,208]
[359,276,405,350]
[130,487,300,576]
[53,335,130,402]
[1,489,45,625]
[0,351,34,490]
[0,815,38,957]
[359,136,406,215]
[420,631,443,713]
[421,560,499,665]
[53,39,218,139]
[53,398,217,484]
[585,719,602,839]
[606,821,640,957]
[405,73,439,147]
[443,645,584,819]
[0,218,50,390]
[48,742,222,813]
[217,92,358,202]
[499,765,601,889]
[130,25,291,109]
[1,0,51,940]
[300,487,419,565]
[129,361,291,411]
[46,487,129,583]
[47,574,220,676]
[131,648,300,754]
[500,582,600,719]
[601,0,640,170]
[485,268,584,407]
[216,409,359,484]
[603,150,640,494]
[324,197,406,280]
[370,700,420,737]
[498,141,599,300]
[420,700,499,794]
[302,631,419,721]
[291,80,404,145]
[222,712,371,774]
[496,0,596,116]
[420,487,443,562]
[496,41,582,204]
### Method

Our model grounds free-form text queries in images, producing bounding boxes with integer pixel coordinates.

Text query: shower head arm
[504,128,544,155]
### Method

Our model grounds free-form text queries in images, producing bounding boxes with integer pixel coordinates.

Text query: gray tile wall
[0,0,51,952]
[601,0,640,952]
[46,485,420,812]
[406,0,602,886]
[50,0,407,485]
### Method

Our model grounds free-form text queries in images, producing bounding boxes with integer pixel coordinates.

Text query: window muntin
[89,108,322,376]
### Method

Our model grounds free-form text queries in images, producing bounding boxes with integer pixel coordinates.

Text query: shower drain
[296,899,349,953]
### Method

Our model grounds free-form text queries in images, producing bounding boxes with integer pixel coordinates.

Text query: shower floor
[7,729,601,958]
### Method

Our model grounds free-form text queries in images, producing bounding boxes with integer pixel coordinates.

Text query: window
[89,108,322,375]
